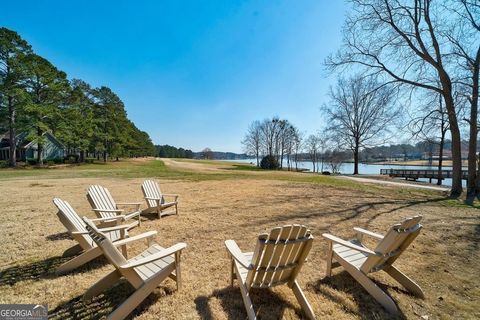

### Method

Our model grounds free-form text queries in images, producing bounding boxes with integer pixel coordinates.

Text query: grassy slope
[0,158,478,319]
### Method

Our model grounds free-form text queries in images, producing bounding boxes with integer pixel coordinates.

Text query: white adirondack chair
[322,216,425,314]
[141,180,178,218]
[225,225,315,320]
[82,216,187,320]
[53,198,155,274]
[87,185,142,229]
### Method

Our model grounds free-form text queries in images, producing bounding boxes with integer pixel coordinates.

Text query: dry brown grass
[0,159,479,319]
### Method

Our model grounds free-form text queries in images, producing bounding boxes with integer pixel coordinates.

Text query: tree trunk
[80,150,85,163]
[36,127,43,166]
[472,47,480,197]
[445,94,463,197]
[353,142,359,175]
[353,146,358,174]
[103,150,107,163]
[8,96,16,167]
[437,130,445,185]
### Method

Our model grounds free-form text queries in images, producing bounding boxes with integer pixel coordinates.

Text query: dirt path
[339,175,450,192]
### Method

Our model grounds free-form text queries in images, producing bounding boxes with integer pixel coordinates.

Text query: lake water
[225,158,462,187]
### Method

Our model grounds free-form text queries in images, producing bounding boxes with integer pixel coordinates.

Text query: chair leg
[62,244,83,257]
[107,265,174,320]
[175,251,182,290]
[326,241,333,277]
[234,262,256,320]
[384,265,425,298]
[175,202,178,215]
[291,280,316,319]
[56,247,102,275]
[230,258,235,286]
[346,265,398,314]
[83,270,121,301]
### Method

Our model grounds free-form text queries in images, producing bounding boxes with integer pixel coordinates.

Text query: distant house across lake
[0,132,65,162]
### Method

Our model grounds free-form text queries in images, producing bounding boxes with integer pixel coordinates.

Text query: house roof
[0,131,64,149]
[23,132,65,149]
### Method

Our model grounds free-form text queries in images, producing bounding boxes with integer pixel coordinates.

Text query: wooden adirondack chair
[225,225,315,320]
[141,180,178,218]
[82,216,187,320]
[87,185,142,229]
[322,216,425,314]
[53,198,156,274]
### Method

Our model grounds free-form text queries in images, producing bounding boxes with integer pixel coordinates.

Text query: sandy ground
[0,165,479,319]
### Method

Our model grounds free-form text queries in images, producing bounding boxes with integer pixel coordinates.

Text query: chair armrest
[98,224,131,233]
[225,240,251,269]
[322,233,376,256]
[144,196,160,200]
[113,231,158,247]
[90,215,126,222]
[71,231,88,235]
[120,242,187,269]
[92,208,124,213]
[353,227,384,240]
[117,202,143,206]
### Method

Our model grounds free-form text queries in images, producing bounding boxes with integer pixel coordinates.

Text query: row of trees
[156,145,194,158]
[242,117,303,170]
[0,28,155,166]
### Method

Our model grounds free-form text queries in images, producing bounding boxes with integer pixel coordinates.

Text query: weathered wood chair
[322,215,425,314]
[141,180,179,218]
[53,198,155,274]
[87,185,142,229]
[225,225,315,320]
[82,216,187,320]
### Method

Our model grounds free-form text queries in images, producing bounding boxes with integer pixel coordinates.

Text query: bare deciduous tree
[241,120,262,167]
[446,0,480,198]
[326,0,464,196]
[324,75,397,174]
[409,91,450,184]
[305,134,319,172]
[242,117,301,169]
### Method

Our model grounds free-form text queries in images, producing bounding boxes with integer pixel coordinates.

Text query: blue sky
[1,0,347,152]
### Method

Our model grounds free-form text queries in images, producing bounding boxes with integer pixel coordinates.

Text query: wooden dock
[380,169,468,182]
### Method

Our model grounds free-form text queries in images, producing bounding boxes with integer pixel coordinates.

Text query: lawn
[0,158,478,319]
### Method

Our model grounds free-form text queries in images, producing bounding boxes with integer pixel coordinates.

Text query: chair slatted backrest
[360,216,423,274]
[53,198,94,249]
[142,180,164,208]
[87,185,118,219]
[246,225,313,290]
[83,217,144,287]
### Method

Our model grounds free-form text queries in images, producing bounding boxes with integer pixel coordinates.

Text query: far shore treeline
[0,27,156,166]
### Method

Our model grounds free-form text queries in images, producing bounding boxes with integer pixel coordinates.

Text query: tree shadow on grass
[308,272,407,320]
[195,285,305,320]
[0,255,107,286]
[140,210,177,221]
[46,231,71,241]
[49,280,174,320]
[238,197,449,232]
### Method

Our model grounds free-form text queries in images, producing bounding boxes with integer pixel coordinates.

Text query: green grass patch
[0,158,449,201]
[226,164,263,171]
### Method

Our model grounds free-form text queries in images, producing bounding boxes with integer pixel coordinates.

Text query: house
[0,131,65,162]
